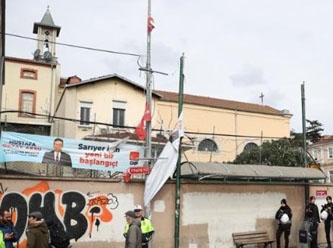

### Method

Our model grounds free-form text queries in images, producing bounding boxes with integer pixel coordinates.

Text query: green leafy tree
[306,119,324,143]
[233,138,309,167]
[232,119,323,166]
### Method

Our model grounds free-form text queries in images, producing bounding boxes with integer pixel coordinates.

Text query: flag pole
[145,0,152,168]
[144,0,153,236]
[175,54,185,248]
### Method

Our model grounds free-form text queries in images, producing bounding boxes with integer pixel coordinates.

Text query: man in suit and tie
[42,138,72,167]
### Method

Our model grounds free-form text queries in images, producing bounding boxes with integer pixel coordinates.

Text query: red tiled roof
[153,90,287,116]
[312,135,333,145]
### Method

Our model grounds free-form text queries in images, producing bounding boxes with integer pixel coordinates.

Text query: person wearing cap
[26,211,49,248]
[321,195,333,248]
[123,204,154,248]
[124,210,142,248]
[275,199,292,248]
[0,209,18,248]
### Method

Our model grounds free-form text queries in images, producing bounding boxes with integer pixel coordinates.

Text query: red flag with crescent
[147,17,155,33]
[135,102,151,140]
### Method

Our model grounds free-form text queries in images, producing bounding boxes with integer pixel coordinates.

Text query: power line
[2,32,143,57]
[1,110,287,140]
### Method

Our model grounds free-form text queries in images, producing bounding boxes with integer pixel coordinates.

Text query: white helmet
[321,211,328,220]
[280,213,289,224]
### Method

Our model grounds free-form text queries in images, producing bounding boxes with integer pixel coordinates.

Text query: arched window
[243,142,258,153]
[198,139,218,152]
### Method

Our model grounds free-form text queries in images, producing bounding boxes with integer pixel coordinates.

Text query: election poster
[0,131,144,172]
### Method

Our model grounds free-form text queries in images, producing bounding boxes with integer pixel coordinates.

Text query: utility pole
[301,82,309,206]
[144,0,154,236]
[145,0,152,166]
[175,54,185,248]
[301,82,307,167]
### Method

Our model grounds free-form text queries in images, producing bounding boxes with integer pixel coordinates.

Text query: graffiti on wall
[0,181,119,245]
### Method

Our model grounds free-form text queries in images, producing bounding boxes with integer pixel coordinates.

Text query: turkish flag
[147,17,155,33]
[143,102,151,121]
[135,118,146,140]
[135,102,151,140]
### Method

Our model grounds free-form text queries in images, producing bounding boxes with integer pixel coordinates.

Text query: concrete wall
[1,176,330,248]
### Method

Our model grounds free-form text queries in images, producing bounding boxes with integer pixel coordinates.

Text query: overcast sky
[5,0,333,134]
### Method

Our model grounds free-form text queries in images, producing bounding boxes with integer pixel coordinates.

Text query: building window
[330,171,333,183]
[19,90,36,117]
[113,108,125,127]
[243,142,258,153]
[329,147,333,159]
[198,139,218,152]
[20,68,38,80]
[313,150,319,160]
[112,100,126,127]
[80,101,92,126]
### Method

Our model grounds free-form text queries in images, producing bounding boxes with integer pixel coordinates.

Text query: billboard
[0,131,144,172]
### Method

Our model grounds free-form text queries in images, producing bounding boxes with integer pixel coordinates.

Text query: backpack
[48,223,70,248]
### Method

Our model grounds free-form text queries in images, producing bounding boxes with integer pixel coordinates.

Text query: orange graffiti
[85,195,113,237]
[22,181,50,195]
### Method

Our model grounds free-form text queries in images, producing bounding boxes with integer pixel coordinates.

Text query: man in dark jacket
[321,196,333,248]
[26,211,49,248]
[305,196,320,248]
[275,199,292,248]
[0,209,18,248]
[124,210,142,248]
[42,138,72,167]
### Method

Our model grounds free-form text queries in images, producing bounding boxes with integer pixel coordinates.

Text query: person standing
[275,199,292,248]
[124,210,142,248]
[123,204,154,248]
[0,209,18,248]
[26,211,49,248]
[305,196,320,248]
[321,196,333,248]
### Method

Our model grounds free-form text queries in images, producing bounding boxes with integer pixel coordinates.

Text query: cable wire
[3,32,142,57]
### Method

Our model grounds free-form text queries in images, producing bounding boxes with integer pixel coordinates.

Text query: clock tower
[33,6,61,62]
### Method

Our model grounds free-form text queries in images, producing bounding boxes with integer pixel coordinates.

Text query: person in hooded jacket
[124,210,142,248]
[321,195,333,248]
[305,196,321,248]
[275,199,293,248]
[26,211,49,248]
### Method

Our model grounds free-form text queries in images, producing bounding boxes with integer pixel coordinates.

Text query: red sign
[129,151,140,161]
[316,189,327,198]
[128,166,150,175]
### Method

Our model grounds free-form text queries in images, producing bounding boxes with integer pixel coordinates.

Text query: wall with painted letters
[0,176,331,248]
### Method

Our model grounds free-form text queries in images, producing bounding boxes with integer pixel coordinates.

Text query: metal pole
[175,54,184,248]
[0,0,5,130]
[145,0,153,243]
[301,82,307,167]
[301,82,309,208]
[145,0,152,164]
